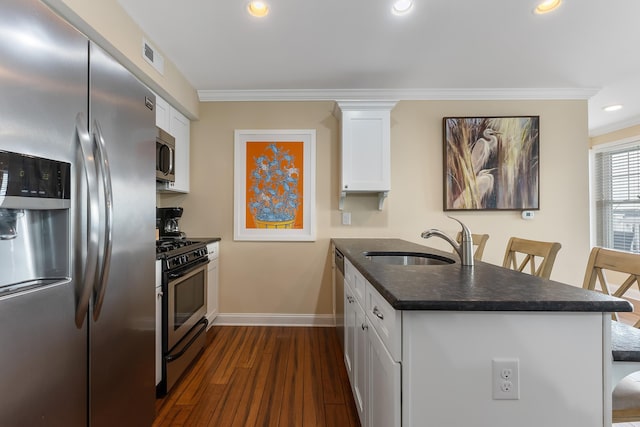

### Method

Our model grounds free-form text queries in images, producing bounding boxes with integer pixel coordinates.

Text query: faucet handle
[446,216,472,240]
[446,216,474,266]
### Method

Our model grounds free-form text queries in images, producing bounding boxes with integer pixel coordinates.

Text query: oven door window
[174,269,205,330]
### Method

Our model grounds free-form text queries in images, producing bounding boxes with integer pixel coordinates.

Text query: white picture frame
[234,129,316,241]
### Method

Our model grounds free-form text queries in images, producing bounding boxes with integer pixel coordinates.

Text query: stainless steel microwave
[156,127,175,182]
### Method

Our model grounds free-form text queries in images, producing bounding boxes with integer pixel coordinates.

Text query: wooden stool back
[583,248,640,423]
[455,232,490,261]
[501,237,562,280]
[582,246,640,326]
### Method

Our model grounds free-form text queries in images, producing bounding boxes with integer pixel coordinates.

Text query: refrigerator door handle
[74,113,100,328]
[91,120,113,321]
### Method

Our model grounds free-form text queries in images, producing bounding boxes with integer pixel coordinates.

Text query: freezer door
[88,43,156,427]
[0,0,88,425]
[0,283,87,427]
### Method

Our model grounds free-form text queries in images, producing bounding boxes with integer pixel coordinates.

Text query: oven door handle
[167,257,210,280]
[165,318,208,362]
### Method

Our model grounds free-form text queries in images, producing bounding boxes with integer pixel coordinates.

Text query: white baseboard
[211,313,336,327]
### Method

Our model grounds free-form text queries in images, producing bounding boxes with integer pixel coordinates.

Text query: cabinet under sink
[343,255,401,427]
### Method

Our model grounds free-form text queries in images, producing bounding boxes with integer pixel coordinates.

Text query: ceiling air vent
[142,38,164,75]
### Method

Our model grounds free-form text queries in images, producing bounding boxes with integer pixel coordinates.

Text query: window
[592,140,640,254]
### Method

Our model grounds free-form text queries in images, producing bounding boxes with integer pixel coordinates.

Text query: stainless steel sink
[362,251,455,266]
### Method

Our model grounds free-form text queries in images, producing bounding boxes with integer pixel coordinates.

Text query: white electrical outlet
[492,358,520,400]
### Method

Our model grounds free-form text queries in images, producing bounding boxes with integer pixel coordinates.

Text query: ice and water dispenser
[0,150,71,296]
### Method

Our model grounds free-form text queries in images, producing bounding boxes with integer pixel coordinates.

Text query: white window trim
[590,137,640,300]
[589,135,640,249]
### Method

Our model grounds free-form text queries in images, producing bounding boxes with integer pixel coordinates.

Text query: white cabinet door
[345,277,367,427]
[341,108,391,193]
[336,101,396,210]
[206,242,219,326]
[345,257,402,427]
[344,280,356,384]
[353,303,368,426]
[155,96,170,131]
[368,325,401,427]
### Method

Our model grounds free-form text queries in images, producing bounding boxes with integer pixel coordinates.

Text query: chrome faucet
[421,216,474,266]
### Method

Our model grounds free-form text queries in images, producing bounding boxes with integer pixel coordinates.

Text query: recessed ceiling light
[534,0,562,14]
[603,104,623,112]
[248,1,269,17]
[392,0,414,16]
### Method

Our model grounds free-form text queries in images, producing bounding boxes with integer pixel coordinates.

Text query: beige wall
[590,124,640,148]
[161,99,591,316]
[44,0,199,119]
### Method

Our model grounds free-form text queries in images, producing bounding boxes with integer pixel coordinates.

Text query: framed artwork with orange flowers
[234,129,316,241]
[443,116,540,211]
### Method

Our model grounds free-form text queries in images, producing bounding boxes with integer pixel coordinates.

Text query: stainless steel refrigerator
[0,0,156,425]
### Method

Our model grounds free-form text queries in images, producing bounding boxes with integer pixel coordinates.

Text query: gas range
[156,239,208,273]
[155,237,209,397]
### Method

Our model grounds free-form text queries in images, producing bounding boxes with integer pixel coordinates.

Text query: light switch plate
[342,212,351,225]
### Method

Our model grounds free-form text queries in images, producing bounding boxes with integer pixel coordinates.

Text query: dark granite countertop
[612,321,640,362]
[332,238,632,313]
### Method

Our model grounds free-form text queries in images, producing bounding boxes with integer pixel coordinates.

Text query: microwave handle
[169,145,174,177]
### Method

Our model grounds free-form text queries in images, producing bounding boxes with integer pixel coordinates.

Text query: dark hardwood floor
[153,326,360,427]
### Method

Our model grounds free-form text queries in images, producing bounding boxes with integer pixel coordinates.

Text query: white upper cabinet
[155,96,190,193]
[336,101,396,210]
[155,96,170,132]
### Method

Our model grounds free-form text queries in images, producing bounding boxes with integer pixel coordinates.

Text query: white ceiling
[118,0,640,135]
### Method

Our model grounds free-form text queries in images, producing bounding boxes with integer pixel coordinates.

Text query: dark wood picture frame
[443,116,540,211]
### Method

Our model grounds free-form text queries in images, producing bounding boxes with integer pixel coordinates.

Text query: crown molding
[589,115,640,137]
[198,87,599,102]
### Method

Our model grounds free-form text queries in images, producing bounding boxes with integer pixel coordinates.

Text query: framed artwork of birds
[234,129,317,241]
[443,116,540,211]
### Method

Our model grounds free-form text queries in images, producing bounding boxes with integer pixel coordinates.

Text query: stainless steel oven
[166,260,207,349]
[156,239,209,396]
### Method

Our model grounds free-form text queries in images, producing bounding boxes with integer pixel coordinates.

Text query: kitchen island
[332,238,632,427]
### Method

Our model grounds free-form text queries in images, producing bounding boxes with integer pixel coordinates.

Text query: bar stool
[581,246,640,423]
[501,237,561,280]
[582,247,640,324]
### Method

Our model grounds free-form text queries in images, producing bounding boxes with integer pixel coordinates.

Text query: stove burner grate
[156,239,199,253]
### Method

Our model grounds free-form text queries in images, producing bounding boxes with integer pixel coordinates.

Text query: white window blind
[593,142,640,253]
